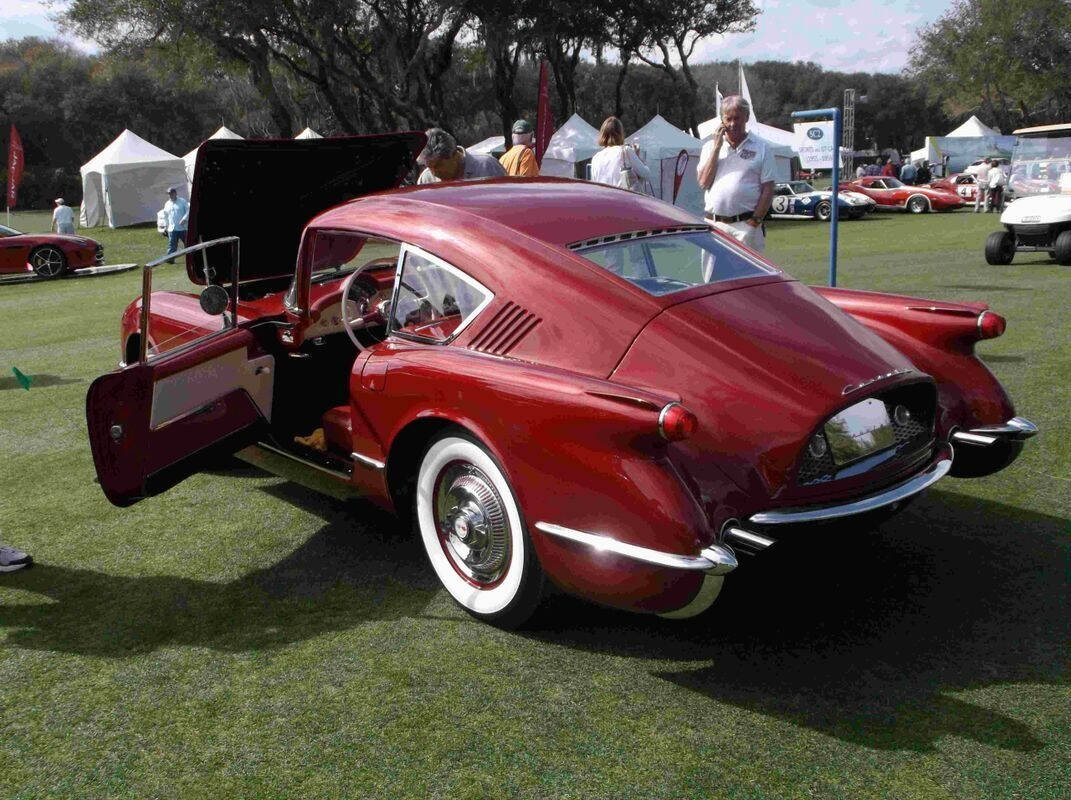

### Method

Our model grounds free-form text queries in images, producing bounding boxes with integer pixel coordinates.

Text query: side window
[390,248,491,342]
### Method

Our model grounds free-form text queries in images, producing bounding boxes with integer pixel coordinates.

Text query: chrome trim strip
[951,430,999,446]
[723,526,776,550]
[749,455,953,525]
[534,522,737,575]
[351,451,385,470]
[257,441,352,481]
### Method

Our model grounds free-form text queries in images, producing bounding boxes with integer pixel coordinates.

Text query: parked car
[843,176,966,213]
[0,224,104,278]
[769,181,875,220]
[987,124,1071,264]
[86,135,1037,628]
[929,173,982,203]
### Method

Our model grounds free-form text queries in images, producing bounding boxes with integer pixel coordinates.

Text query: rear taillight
[977,310,1006,339]
[659,402,698,441]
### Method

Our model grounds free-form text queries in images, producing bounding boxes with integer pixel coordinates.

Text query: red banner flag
[672,149,689,202]
[535,61,553,166]
[7,125,24,210]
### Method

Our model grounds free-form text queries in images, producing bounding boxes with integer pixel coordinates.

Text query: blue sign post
[792,107,842,286]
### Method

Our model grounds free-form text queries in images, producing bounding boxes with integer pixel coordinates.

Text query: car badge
[842,368,911,395]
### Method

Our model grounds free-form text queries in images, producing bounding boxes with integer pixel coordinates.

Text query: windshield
[790,182,816,194]
[0,224,22,237]
[882,178,904,188]
[1010,133,1071,197]
[572,229,778,296]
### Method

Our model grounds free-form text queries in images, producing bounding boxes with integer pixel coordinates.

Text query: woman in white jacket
[589,116,650,191]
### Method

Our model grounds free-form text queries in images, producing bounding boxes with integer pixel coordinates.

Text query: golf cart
[985,124,1071,265]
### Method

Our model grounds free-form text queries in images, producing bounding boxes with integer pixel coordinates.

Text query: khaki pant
[710,219,765,253]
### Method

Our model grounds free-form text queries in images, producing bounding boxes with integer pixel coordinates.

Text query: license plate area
[825,398,895,466]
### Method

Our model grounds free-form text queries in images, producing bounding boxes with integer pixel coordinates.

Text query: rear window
[572,230,778,296]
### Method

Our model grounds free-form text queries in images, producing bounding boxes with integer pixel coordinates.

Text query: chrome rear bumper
[951,416,1037,446]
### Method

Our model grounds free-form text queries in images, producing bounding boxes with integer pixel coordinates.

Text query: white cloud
[0,0,98,52]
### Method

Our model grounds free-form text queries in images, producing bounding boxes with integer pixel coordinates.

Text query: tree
[908,0,1071,131]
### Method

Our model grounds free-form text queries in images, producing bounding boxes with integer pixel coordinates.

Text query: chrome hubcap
[436,467,509,585]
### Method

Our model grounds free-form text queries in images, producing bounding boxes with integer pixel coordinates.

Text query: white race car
[769,181,875,221]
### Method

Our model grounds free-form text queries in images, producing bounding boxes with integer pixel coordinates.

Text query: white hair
[721,95,751,119]
[512,131,534,146]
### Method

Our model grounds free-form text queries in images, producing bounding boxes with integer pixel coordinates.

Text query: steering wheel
[339,269,387,351]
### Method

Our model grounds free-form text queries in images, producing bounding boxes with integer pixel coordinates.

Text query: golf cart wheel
[985,231,1015,265]
[30,246,67,278]
[416,432,544,628]
[815,201,832,222]
[907,195,929,214]
[1054,231,1071,265]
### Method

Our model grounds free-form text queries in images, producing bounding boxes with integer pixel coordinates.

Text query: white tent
[183,126,243,186]
[468,135,506,157]
[910,116,1014,172]
[295,127,322,139]
[947,115,1002,137]
[626,115,705,216]
[541,114,601,178]
[79,129,188,229]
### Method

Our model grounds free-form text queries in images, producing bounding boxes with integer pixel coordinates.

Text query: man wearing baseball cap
[499,119,540,177]
[51,198,75,234]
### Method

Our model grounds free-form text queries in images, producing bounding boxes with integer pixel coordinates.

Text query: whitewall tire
[416,434,543,627]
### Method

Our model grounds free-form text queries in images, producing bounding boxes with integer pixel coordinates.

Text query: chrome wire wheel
[30,246,66,278]
[416,434,544,627]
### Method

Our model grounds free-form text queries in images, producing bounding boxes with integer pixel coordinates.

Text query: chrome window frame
[387,243,494,345]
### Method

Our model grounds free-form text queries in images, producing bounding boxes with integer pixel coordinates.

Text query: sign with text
[794,121,834,169]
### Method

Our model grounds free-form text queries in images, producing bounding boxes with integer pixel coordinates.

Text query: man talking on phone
[697,94,776,253]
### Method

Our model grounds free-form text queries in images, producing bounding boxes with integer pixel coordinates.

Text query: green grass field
[1,208,1068,799]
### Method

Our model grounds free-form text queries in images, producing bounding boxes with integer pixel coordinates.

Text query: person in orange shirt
[499,120,540,177]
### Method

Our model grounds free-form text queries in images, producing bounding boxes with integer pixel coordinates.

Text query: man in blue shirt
[163,186,190,264]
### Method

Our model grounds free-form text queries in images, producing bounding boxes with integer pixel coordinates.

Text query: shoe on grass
[0,545,32,573]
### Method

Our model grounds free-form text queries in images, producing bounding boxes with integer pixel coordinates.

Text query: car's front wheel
[30,246,67,278]
[416,433,544,628]
[814,200,832,221]
[985,231,1015,265]
[907,195,929,214]
[1053,230,1071,265]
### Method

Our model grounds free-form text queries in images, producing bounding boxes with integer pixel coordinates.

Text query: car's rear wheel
[416,433,544,628]
[30,246,67,278]
[985,231,1015,265]
[907,195,929,214]
[815,200,832,221]
[1053,230,1071,265]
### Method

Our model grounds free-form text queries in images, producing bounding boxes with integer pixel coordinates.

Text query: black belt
[706,211,753,224]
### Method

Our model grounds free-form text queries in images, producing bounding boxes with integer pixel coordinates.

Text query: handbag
[618,146,644,193]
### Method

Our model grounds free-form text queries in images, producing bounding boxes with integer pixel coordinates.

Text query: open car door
[86,238,274,507]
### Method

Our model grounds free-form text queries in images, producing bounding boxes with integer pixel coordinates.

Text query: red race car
[86,135,1036,628]
[844,176,966,213]
[0,223,104,278]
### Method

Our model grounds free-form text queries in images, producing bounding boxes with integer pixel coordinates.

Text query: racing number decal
[772,196,790,214]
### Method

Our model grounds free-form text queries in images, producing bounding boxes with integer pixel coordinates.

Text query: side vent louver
[470,302,541,355]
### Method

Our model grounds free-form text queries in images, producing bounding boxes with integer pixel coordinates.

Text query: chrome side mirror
[199,284,229,316]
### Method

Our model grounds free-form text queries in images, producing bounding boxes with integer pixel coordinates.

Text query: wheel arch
[906,193,931,212]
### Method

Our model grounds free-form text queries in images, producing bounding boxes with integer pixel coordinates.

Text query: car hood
[1001,192,1071,224]
[186,132,425,285]
[610,280,924,498]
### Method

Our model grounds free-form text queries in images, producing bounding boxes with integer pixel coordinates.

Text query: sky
[1,0,956,74]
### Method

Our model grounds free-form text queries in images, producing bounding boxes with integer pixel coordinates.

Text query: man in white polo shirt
[697,94,776,253]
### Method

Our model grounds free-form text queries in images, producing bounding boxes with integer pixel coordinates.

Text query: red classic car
[929,173,981,202]
[86,135,1036,628]
[843,176,966,213]
[0,223,104,277]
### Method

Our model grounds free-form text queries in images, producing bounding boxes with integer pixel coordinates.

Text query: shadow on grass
[938,284,1034,292]
[979,354,1026,363]
[523,489,1069,753]
[0,482,437,657]
[0,374,81,391]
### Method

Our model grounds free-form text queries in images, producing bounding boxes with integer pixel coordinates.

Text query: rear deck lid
[186,132,425,285]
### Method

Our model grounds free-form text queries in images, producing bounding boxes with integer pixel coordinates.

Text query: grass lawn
[1,207,1068,799]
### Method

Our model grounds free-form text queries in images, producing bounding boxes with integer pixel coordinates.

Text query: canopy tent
[626,115,705,216]
[295,127,323,139]
[79,129,188,228]
[909,115,1013,172]
[183,126,243,187]
[468,135,507,158]
[540,114,601,178]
